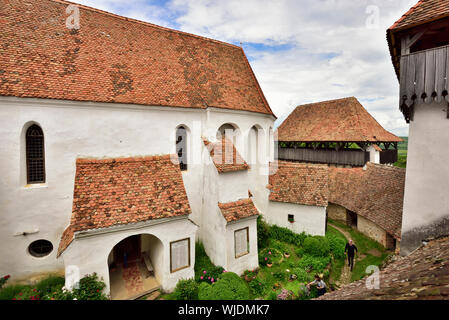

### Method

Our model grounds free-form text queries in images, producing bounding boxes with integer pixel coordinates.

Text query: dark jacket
[345,243,358,256]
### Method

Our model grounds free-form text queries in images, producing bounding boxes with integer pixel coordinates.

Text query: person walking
[345,239,358,271]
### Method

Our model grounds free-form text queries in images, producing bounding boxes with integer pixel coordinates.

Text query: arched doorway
[108,234,163,300]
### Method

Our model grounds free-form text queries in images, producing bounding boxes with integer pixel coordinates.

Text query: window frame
[234,227,250,259]
[170,237,191,273]
[176,126,188,171]
[28,239,53,258]
[25,124,46,184]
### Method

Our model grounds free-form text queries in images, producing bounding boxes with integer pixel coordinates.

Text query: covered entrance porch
[108,234,162,300]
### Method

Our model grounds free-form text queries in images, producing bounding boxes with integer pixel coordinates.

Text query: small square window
[288,214,295,223]
[170,238,190,273]
[234,227,249,258]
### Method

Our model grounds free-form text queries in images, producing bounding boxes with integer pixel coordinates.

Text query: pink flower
[211,278,215,283]
[200,276,203,280]
[265,257,267,261]
[208,276,210,279]
[268,251,271,255]
[203,270,207,274]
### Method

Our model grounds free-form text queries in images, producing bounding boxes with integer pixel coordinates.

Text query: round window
[28,240,53,257]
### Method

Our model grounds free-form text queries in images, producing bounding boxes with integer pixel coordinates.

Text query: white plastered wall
[262,201,326,236]
[61,217,197,294]
[401,100,449,254]
[225,217,259,275]
[0,96,275,282]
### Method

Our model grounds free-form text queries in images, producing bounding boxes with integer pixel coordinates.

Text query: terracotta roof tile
[329,163,405,239]
[389,0,449,32]
[57,154,191,256]
[0,0,274,117]
[387,0,449,80]
[318,236,449,300]
[203,138,250,173]
[218,198,259,223]
[268,161,329,207]
[276,97,402,143]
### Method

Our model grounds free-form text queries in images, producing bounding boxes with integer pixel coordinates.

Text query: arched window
[217,123,239,147]
[176,126,188,171]
[26,124,46,184]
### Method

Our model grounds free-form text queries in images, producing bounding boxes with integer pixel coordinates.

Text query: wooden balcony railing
[400,45,449,122]
[278,148,398,166]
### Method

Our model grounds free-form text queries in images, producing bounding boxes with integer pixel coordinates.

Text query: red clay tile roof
[203,138,250,173]
[218,198,259,223]
[57,155,191,256]
[276,97,402,143]
[329,163,405,239]
[0,0,274,117]
[318,236,449,300]
[268,161,329,207]
[389,0,449,32]
[387,0,449,79]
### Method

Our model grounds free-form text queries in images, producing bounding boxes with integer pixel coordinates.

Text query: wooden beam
[401,29,427,55]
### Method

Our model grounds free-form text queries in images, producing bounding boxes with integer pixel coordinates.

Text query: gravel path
[329,223,354,287]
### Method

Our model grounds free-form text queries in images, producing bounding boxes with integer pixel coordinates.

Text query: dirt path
[329,223,353,287]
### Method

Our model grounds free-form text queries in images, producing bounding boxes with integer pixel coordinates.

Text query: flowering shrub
[259,248,281,266]
[198,272,249,300]
[276,289,293,300]
[71,273,108,300]
[0,275,10,290]
[197,267,224,284]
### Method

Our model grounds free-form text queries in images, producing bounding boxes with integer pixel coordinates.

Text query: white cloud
[72,0,417,136]
[169,0,417,136]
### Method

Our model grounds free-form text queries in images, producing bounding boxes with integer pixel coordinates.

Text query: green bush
[327,234,346,259]
[35,276,65,295]
[198,272,249,300]
[297,255,331,273]
[292,268,313,283]
[303,236,330,257]
[269,225,307,246]
[257,216,271,249]
[173,279,199,300]
[194,242,224,284]
[0,275,10,290]
[71,273,108,300]
[13,286,41,300]
[0,284,28,300]
[248,278,267,297]
[270,239,287,253]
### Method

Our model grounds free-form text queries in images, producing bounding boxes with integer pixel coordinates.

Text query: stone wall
[357,215,387,247]
[327,203,347,223]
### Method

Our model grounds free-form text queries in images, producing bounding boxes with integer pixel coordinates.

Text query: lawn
[328,219,391,282]
[160,217,392,300]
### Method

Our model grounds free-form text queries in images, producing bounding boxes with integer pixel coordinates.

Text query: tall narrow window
[26,124,45,184]
[176,126,187,171]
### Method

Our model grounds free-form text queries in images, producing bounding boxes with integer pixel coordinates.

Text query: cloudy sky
[75,0,418,136]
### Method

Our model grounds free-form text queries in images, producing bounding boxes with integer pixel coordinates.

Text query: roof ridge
[294,96,356,109]
[76,154,174,164]
[49,0,241,50]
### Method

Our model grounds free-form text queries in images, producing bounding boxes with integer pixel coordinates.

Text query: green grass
[326,226,346,284]
[394,137,408,168]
